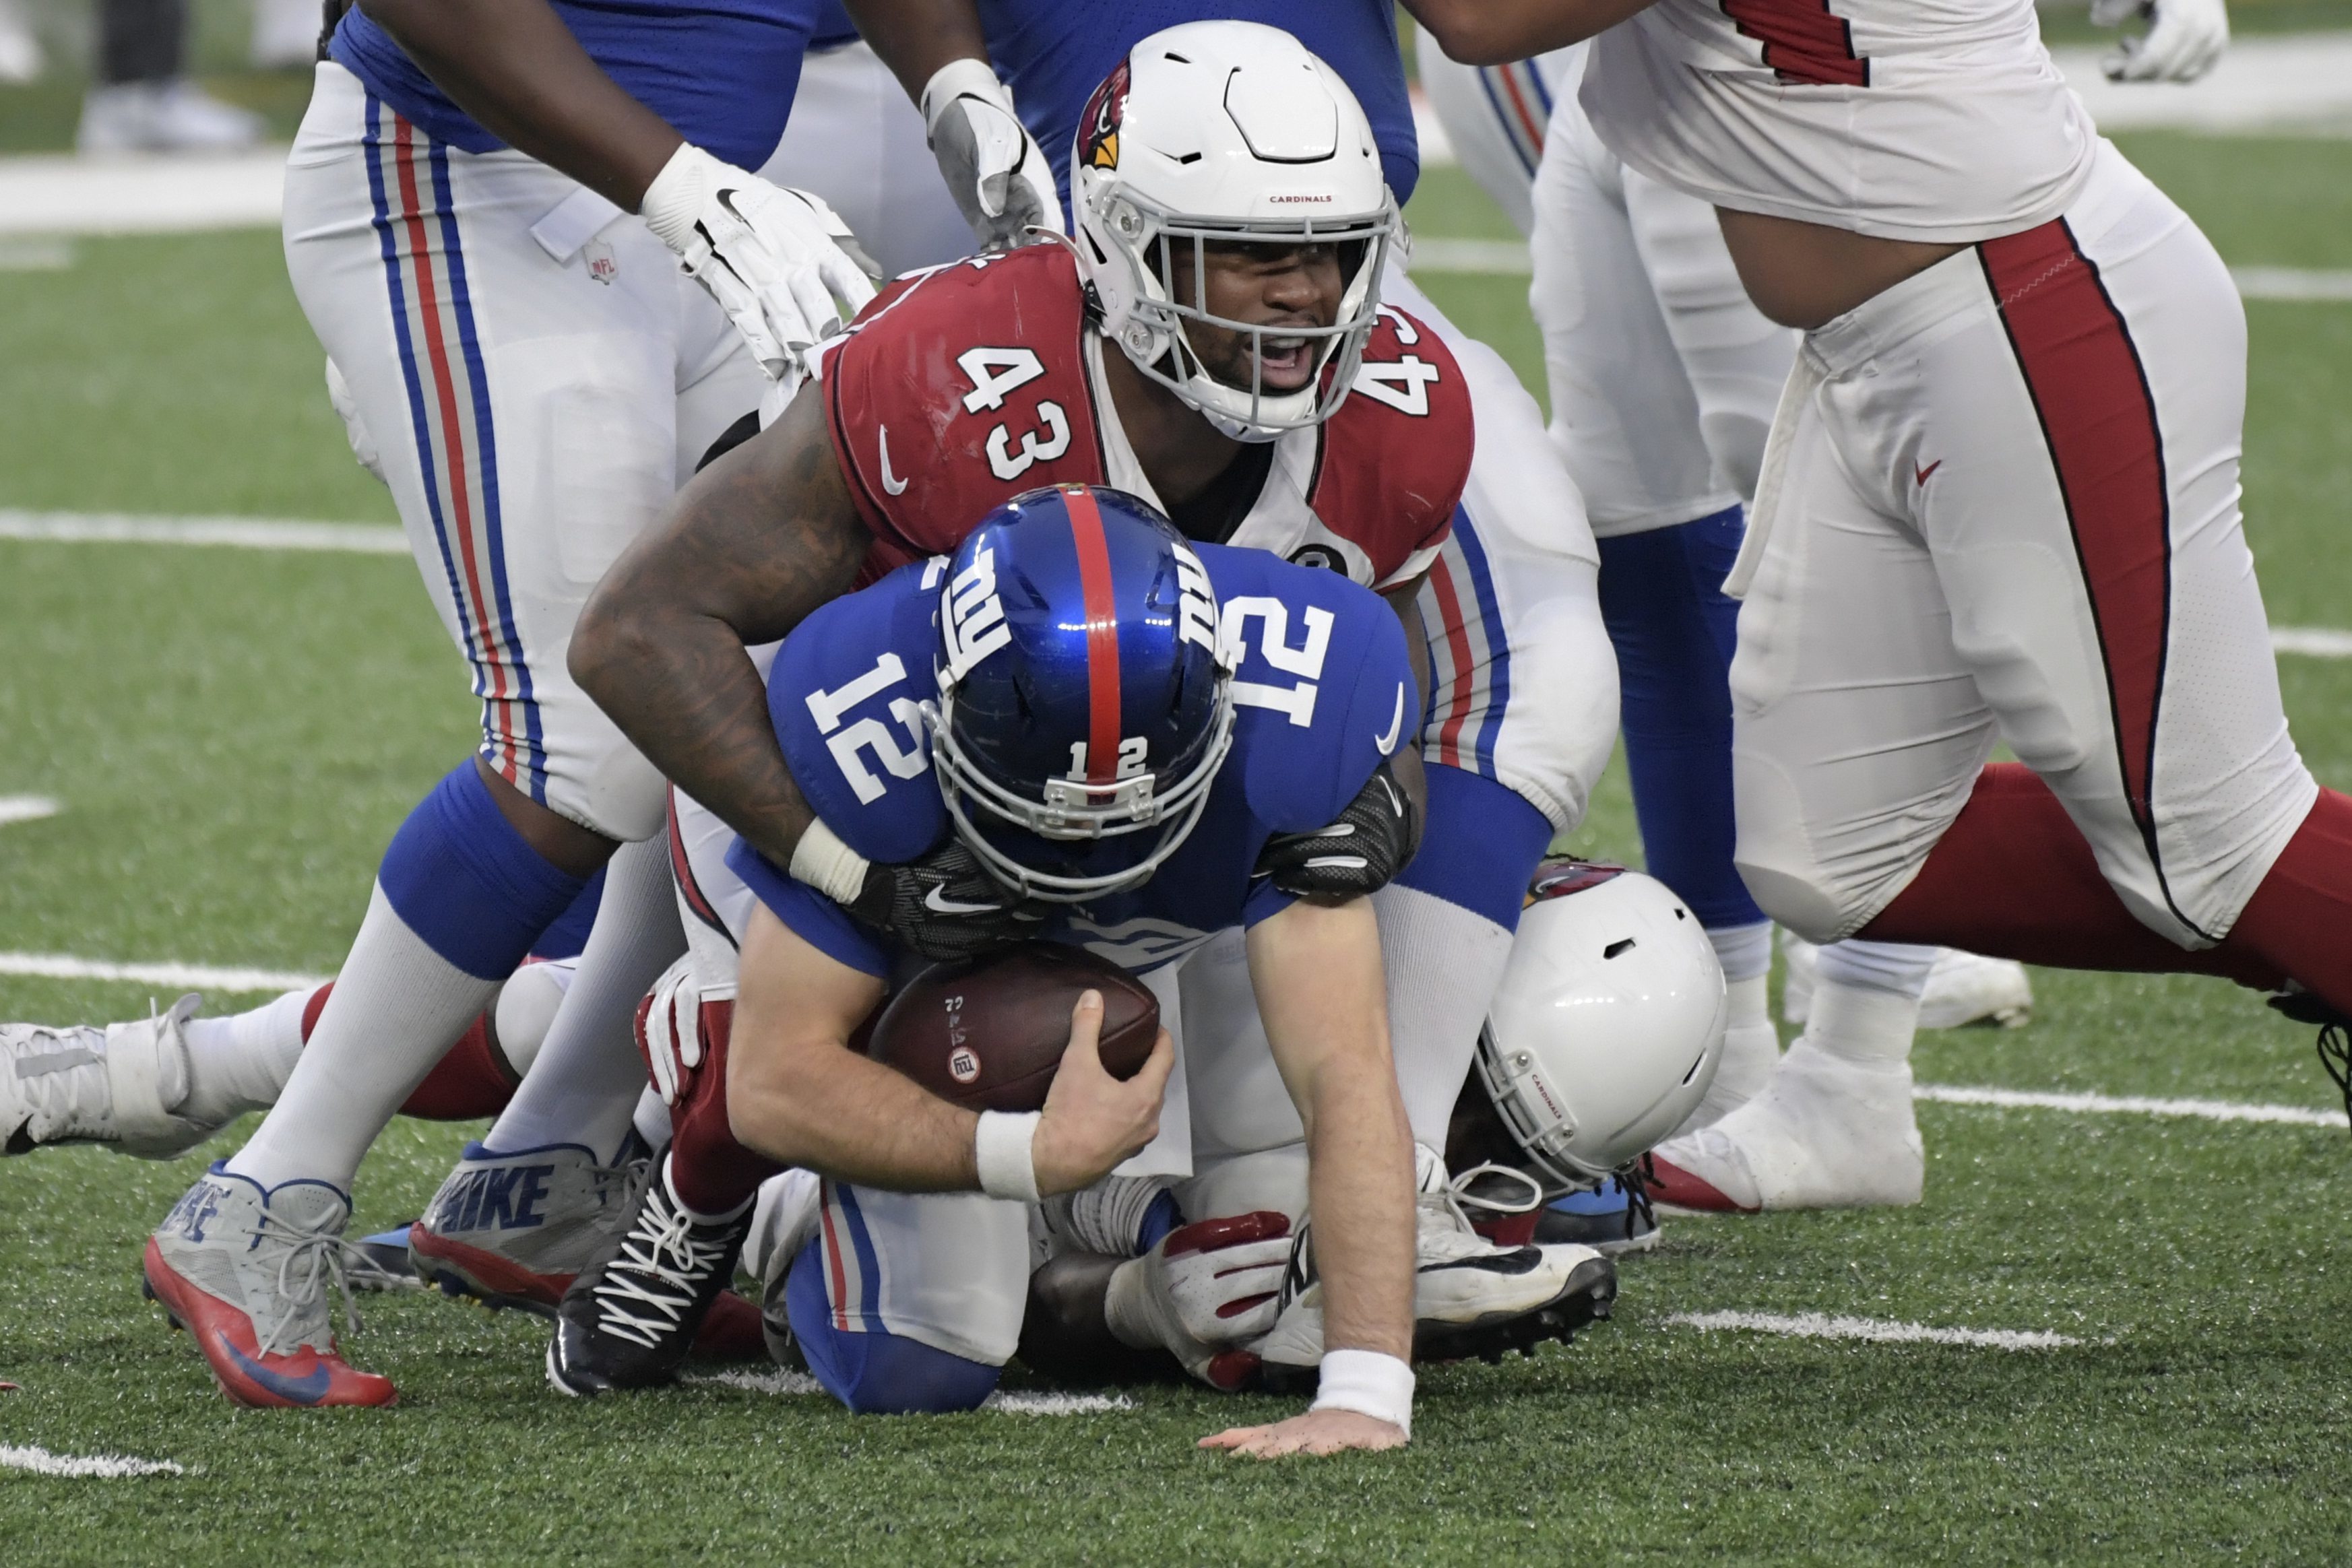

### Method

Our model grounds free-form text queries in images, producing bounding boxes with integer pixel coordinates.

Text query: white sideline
[1915,1081,2343,1128]
[1665,1311,2085,1350]
[0,1444,183,1478]
[0,510,405,554]
[0,952,324,995]
[689,1369,1131,1414]
[0,796,61,827]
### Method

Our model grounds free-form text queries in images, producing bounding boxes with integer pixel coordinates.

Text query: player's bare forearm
[1402,0,1660,63]
[728,907,984,1189]
[356,0,682,207]
[1248,899,1416,1363]
[838,0,992,103]
[571,388,868,868]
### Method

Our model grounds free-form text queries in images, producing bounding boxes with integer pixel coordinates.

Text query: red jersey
[816,244,1471,591]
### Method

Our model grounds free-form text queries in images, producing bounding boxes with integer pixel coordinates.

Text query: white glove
[1104,1210,1293,1389]
[2094,0,2228,82]
[636,956,707,1108]
[640,143,881,393]
[921,58,1064,253]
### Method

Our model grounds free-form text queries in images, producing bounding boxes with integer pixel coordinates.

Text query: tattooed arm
[571,386,869,865]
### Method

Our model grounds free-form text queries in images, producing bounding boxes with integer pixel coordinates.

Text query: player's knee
[785,1241,1003,1414]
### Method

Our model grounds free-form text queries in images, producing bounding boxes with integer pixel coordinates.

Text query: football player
[1418,36,2036,1213]
[554,488,1607,1457]
[1413,0,2352,1191]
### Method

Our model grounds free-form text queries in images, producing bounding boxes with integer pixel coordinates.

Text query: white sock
[484,836,684,1163]
[490,958,577,1081]
[631,1085,672,1152]
[177,986,316,1125]
[1706,920,1773,987]
[227,884,500,1189]
[1725,972,1769,1033]
[1375,882,1515,1150]
[1804,940,1934,1069]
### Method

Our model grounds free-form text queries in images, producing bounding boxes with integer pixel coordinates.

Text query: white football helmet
[1069,20,1397,442]
[1476,863,1729,1187]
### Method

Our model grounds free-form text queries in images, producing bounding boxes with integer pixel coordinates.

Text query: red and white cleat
[144,1165,397,1408]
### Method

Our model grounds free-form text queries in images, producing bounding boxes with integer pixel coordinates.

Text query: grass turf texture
[3,135,2352,1561]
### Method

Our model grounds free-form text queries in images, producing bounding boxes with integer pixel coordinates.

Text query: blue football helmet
[927,485,1236,903]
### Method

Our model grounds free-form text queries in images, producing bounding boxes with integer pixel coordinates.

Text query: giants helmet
[927,485,1236,903]
[1070,21,1398,441]
[1476,862,1729,1186]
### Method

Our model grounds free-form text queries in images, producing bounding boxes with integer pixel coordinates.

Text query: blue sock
[1595,509,1769,930]
[786,1238,1003,1414]
[1397,764,1556,932]
[378,762,588,980]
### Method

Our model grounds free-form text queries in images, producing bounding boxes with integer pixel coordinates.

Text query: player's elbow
[568,577,652,719]
[1407,0,1526,65]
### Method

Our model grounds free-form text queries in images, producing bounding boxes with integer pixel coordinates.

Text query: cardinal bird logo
[1079,59,1130,171]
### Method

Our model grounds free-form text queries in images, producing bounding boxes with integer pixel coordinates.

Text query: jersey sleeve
[1310,304,1474,588]
[769,562,951,868]
[1208,548,1416,913]
[722,837,893,978]
[819,246,1107,564]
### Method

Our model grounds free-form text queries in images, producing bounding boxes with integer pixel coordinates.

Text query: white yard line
[1917,1081,2342,1128]
[0,148,288,237]
[0,1444,183,1478]
[2273,626,2352,658]
[0,511,405,554]
[0,952,323,995]
[0,796,60,827]
[687,1369,1132,1414]
[1664,1311,2085,1349]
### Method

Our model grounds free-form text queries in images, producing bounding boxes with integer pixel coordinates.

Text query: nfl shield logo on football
[949,1045,982,1084]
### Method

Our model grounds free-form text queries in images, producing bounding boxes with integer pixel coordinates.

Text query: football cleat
[744,1171,823,1370]
[142,1165,397,1408]
[1535,1177,1661,1257]
[1406,1163,1617,1365]
[1783,937,2033,1031]
[409,1140,650,1313]
[546,1158,755,1397]
[1648,1037,1925,1212]
[1,994,217,1158]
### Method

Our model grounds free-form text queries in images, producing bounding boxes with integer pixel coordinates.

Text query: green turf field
[5,126,2352,1563]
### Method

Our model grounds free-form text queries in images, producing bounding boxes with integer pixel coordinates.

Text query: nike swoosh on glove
[921,59,1064,253]
[639,144,881,393]
[846,839,1045,963]
[1253,756,1423,901]
[2094,0,2227,81]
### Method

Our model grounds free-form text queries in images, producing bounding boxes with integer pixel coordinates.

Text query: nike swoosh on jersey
[879,427,911,496]
[923,885,1000,915]
[1374,684,1405,755]
[1915,459,1943,486]
[218,1336,333,1405]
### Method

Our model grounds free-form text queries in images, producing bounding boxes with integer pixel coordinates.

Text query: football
[866,944,1161,1113]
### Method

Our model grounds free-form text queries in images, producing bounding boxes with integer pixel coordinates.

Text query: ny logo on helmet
[942,541,1010,682]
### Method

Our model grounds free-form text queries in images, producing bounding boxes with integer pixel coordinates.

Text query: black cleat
[546,1156,751,1398]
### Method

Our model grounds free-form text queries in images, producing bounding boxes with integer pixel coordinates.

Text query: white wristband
[788,818,872,907]
[920,57,1014,134]
[1309,1348,1414,1439]
[973,1110,1042,1202]
[639,142,724,251]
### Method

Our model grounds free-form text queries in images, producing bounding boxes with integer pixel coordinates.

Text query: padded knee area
[1396,765,1556,930]
[786,1239,1003,1414]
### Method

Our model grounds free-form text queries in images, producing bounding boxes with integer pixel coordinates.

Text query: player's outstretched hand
[921,60,1064,252]
[639,145,881,391]
[1199,1410,1409,1459]
[1031,991,1172,1196]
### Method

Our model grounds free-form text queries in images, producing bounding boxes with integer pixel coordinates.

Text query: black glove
[844,838,1044,962]
[1254,756,1423,901]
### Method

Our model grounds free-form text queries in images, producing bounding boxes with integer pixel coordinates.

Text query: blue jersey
[332,0,821,170]
[978,0,1418,205]
[726,544,1414,977]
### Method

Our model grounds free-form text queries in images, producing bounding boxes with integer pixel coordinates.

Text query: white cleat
[1645,1037,1925,1212]
[1783,937,2033,1031]
[1666,1018,1780,1139]
[77,81,264,156]
[1,994,217,1158]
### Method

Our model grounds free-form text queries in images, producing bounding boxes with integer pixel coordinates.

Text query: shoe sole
[410,1229,569,1317]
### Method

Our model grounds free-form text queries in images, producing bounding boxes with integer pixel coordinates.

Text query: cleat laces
[587,1188,731,1351]
[1419,1163,1541,1266]
[247,1207,376,1359]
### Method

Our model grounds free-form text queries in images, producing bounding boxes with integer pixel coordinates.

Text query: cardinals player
[1417,0,2352,1218]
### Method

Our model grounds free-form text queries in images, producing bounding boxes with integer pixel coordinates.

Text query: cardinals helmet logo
[1078,59,1130,172]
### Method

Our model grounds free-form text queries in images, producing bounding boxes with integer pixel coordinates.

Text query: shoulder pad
[1308,304,1474,588]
